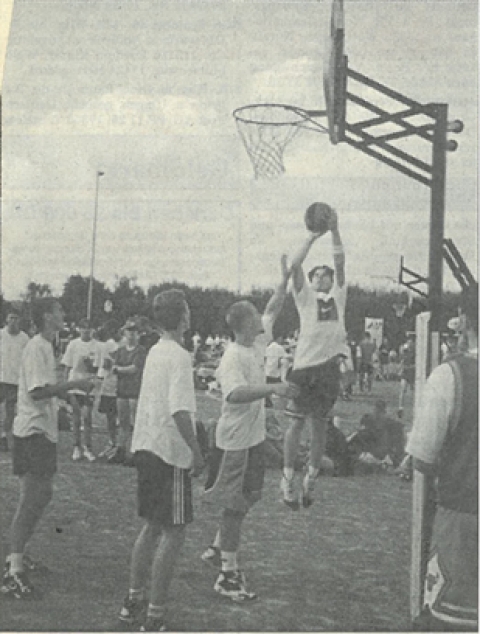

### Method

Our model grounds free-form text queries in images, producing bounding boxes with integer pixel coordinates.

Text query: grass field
[0,380,414,632]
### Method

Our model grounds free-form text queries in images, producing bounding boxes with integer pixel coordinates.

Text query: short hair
[31,297,60,331]
[225,301,255,334]
[153,289,187,331]
[461,285,479,334]
[78,318,91,329]
[308,265,334,283]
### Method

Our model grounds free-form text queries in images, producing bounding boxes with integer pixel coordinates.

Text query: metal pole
[237,209,242,294]
[87,171,104,321]
[428,104,448,370]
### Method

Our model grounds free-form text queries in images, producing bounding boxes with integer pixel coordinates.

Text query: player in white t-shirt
[61,318,100,462]
[2,298,94,599]
[281,206,349,509]
[202,256,298,602]
[95,319,121,459]
[118,290,204,632]
[0,309,29,452]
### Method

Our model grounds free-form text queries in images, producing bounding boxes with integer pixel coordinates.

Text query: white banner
[365,317,384,347]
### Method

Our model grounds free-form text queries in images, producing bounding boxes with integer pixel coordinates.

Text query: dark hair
[461,285,479,335]
[308,265,334,283]
[225,301,255,334]
[153,290,187,331]
[31,297,60,331]
[78,318,91,329]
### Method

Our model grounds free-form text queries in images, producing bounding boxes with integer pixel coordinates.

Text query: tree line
[1,275,462,348]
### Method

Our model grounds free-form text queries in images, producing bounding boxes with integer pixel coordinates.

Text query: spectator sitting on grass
[347,399,405,469]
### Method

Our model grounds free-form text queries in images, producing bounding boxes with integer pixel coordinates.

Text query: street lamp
[87,170,104,321]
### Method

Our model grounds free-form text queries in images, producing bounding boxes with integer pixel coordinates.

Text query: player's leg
[398,378,407,418]
[281,416,305,509]
[69,395,83,460]
[82,401,96,461]
[111,398,129,464]
[0,391,8,451]
[302,414,328,507]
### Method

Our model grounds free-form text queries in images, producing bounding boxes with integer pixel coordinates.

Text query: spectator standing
[0,310,29,452]
[398,334,415,418]
[95,319,121,459]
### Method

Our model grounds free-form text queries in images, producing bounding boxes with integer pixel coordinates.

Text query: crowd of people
[0,205,477,631]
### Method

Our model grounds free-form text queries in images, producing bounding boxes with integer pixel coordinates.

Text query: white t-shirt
[293,282,348,370]
[95,339,118,397]
[215,315,273,451]
[14,334,59,443]
[62,338,100,395]
[0,327,30,385]
[131,339,196,469]
[265,341,286,379]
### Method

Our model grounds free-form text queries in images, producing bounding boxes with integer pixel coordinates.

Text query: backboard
[323,0,347,144]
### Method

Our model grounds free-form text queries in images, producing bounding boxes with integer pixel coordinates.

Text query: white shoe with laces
[280,475,299,510]
[72,446,83,461]
[83,447,96,462]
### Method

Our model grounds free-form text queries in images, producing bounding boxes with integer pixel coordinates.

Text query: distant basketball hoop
[233,104,328,179]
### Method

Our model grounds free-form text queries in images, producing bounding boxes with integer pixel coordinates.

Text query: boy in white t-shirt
[61,318,100,462]
[0,309,29,452]
[281,206,349,509]
[95,319,120,459]
[118,290,204,632]
[202,256,298,602]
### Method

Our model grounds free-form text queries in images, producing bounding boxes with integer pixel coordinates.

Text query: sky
[1,0,478,300]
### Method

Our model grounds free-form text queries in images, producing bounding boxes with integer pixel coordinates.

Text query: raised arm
[328,212,345,288]
[264,255,291,325]
[290,233,323,294]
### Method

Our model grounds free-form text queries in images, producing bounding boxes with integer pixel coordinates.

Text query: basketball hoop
[233,104,328,179]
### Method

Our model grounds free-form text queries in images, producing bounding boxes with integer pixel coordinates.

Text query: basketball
[304,202,334,234]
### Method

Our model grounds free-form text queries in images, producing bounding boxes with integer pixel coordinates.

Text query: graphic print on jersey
[316,297,338,322]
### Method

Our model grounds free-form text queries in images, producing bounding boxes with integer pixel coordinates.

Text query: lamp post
[87,170,104,321]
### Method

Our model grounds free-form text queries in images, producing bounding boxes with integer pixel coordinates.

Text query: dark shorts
[204,442,265,513]
[287,358,341,418]
[135,451,193,526]
[0,383,18,404]
[98,395,117,417]
[359,362,374,376]
[401,367,415,385]
[68,393,93,409]
[12,434,57,477]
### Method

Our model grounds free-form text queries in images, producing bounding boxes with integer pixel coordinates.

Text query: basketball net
[233,104,328,179]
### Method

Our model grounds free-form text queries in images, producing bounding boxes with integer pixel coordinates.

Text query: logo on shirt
[316,297,338,322]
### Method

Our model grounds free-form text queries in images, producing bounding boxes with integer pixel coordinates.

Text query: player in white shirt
[281,206,349,509]
[95,319,120,459]
[0,309,29,452]
[118,290,204,632]
[202,256,298,602]
[61,318,100,462]
[2,298,94,599]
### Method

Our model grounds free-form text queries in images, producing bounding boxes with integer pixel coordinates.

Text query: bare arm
[30,378,94,401]
[227,382,298,404]
[264,255,291,325]
[172,410,204,476]
[328,212,345,287]
[290,233,323,294]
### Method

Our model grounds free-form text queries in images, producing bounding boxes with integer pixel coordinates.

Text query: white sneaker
[280,475,299,510]
[72,446,83,461]
[83,447,96,462]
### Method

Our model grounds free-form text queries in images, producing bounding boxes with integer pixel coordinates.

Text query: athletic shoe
[0,436,9,452]
[214,570,257,602]
[119,595,147,626]
[107,446,126,465]
[72,446,83,461]
[201,545,222,569]
[141,618,167,632]
[98,443,116,459]
[280,475,299,510]
[83,447,96,462]
[1,571,34,599]
[302,472,317,508]
[4,555,46,576]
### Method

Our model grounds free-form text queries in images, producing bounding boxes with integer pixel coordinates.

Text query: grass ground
[0,379,414,632]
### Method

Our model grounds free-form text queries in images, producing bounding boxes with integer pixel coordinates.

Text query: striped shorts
[135,450,193,526]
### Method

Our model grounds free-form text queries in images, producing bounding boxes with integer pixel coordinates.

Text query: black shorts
[287,358,341,417]
[204,442,265,513]
[135,451,193,526]
[359,362,374,376]
[98,395,117,417]
[68,393,93,409]
[12,434,57,477]
[0,383,18,404]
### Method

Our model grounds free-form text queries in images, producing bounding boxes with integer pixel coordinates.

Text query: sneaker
[3,554,45,579]
[280,475,299,510]
[98,443,116,459]
[72,446,83,461]
[1,571,34,599]
[201,545,222,569]
[83,447,96,462]
[302,472,317,508]
[0,436,9,452]
[107,446,126,465]
[214,570,257,602]
[119,595,147,626]
[141,618,167,632]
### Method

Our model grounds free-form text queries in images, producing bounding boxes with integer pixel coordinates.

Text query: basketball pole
[87,170,104,321]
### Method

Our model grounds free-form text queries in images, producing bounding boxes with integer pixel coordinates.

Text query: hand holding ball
[304,203,337,235]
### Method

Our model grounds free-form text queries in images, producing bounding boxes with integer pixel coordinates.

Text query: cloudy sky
[1,0,477,300]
